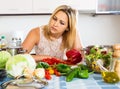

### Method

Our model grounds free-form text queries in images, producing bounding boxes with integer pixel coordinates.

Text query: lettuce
[6,54,36,77]
[0,51,11,69]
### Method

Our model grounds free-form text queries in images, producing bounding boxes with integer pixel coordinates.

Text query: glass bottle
[1,35,7,49]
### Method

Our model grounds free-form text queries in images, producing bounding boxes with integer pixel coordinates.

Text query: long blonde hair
[44,5,77,50]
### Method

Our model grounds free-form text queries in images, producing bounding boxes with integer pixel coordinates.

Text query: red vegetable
[41,58,66,65]
[66,49,83,65]
[45,70,52,80]
[54,69,61,76]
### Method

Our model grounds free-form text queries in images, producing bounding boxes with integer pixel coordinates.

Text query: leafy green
[0,51,11,69]
[85,46,112,72]
[6,54,36,77]
[85,46,112,68]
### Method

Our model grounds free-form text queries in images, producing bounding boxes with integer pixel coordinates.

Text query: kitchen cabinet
[0,0,32,14]
[68,0,96,11]
[32,0,68,14]
[96,0,120,14]
[0,0,96,14]
[33,0,96,14]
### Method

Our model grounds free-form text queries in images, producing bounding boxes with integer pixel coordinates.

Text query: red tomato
[45,70,52,80]
[54,69,61,76]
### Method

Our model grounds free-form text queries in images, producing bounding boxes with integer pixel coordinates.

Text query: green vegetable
[77,69,89,79]
[36,62,50,69]
[0,51,11,69]
[66,68,78,82]
[77,64,91,79]
[56,63,71,73]
[78,64,89,70]
[6,54,36,77]
[90,47,97,54]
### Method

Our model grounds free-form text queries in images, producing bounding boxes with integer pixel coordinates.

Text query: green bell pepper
[56,63,71,73]
[77,69,89,79]
[66,68,78,82]
[36,62,50,69]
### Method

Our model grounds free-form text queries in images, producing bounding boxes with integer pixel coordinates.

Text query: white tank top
[35,27,65,59]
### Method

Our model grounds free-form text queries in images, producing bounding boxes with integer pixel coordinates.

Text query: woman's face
[49,11,68,37]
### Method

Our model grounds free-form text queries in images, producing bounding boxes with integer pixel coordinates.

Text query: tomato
[41,58,66,65]
[45,70,52,80]
[54,69,61,76]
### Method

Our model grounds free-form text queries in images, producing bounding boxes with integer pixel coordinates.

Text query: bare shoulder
[30,27,40,35]
[24,27,40,45]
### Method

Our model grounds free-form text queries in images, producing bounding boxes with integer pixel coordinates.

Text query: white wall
[78,14,120,47]
[0,14,120,48]
[0,15,50,43]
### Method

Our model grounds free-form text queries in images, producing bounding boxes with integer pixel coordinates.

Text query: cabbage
[6,54,36,77]
[0,51,11,69]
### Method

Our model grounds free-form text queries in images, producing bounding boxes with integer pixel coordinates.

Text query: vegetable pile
[0,49,87,82]
[36,61,92,82]
[34,49,84,81]
[41,49,83,65]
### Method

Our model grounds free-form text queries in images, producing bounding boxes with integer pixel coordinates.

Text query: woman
[22,5,83,62]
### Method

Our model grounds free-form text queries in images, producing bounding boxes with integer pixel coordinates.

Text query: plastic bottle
[17,37,22,47]
[10,37,22,48]
[1,35,7,49]
[9,37,16,48]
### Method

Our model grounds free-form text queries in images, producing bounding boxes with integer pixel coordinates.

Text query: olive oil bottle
[101,71,119,83]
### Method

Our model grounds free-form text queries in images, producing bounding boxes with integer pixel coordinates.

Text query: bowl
[84,45,113,73]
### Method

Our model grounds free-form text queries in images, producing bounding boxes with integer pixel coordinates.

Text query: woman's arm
[22,27,39,53]
[73,32,85,60]
[73,32,83,51]
[22,28,61,62]
[31,54,52,62]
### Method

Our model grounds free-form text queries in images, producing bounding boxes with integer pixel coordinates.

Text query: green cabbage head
[0,51,11,69]
[6,54,36,77]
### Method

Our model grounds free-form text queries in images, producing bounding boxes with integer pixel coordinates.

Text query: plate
[1,78,48,89]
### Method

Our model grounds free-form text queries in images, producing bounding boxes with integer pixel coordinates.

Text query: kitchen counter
[0,74,120,89]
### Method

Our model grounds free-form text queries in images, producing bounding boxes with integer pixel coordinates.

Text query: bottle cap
[1,36,5,39]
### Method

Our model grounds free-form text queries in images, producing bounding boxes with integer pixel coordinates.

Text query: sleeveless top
[35,27,66,59]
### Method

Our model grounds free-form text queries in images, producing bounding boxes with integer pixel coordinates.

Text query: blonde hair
[44,5,77,50]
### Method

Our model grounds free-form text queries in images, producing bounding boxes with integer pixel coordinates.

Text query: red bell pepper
[66,49,83,65]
